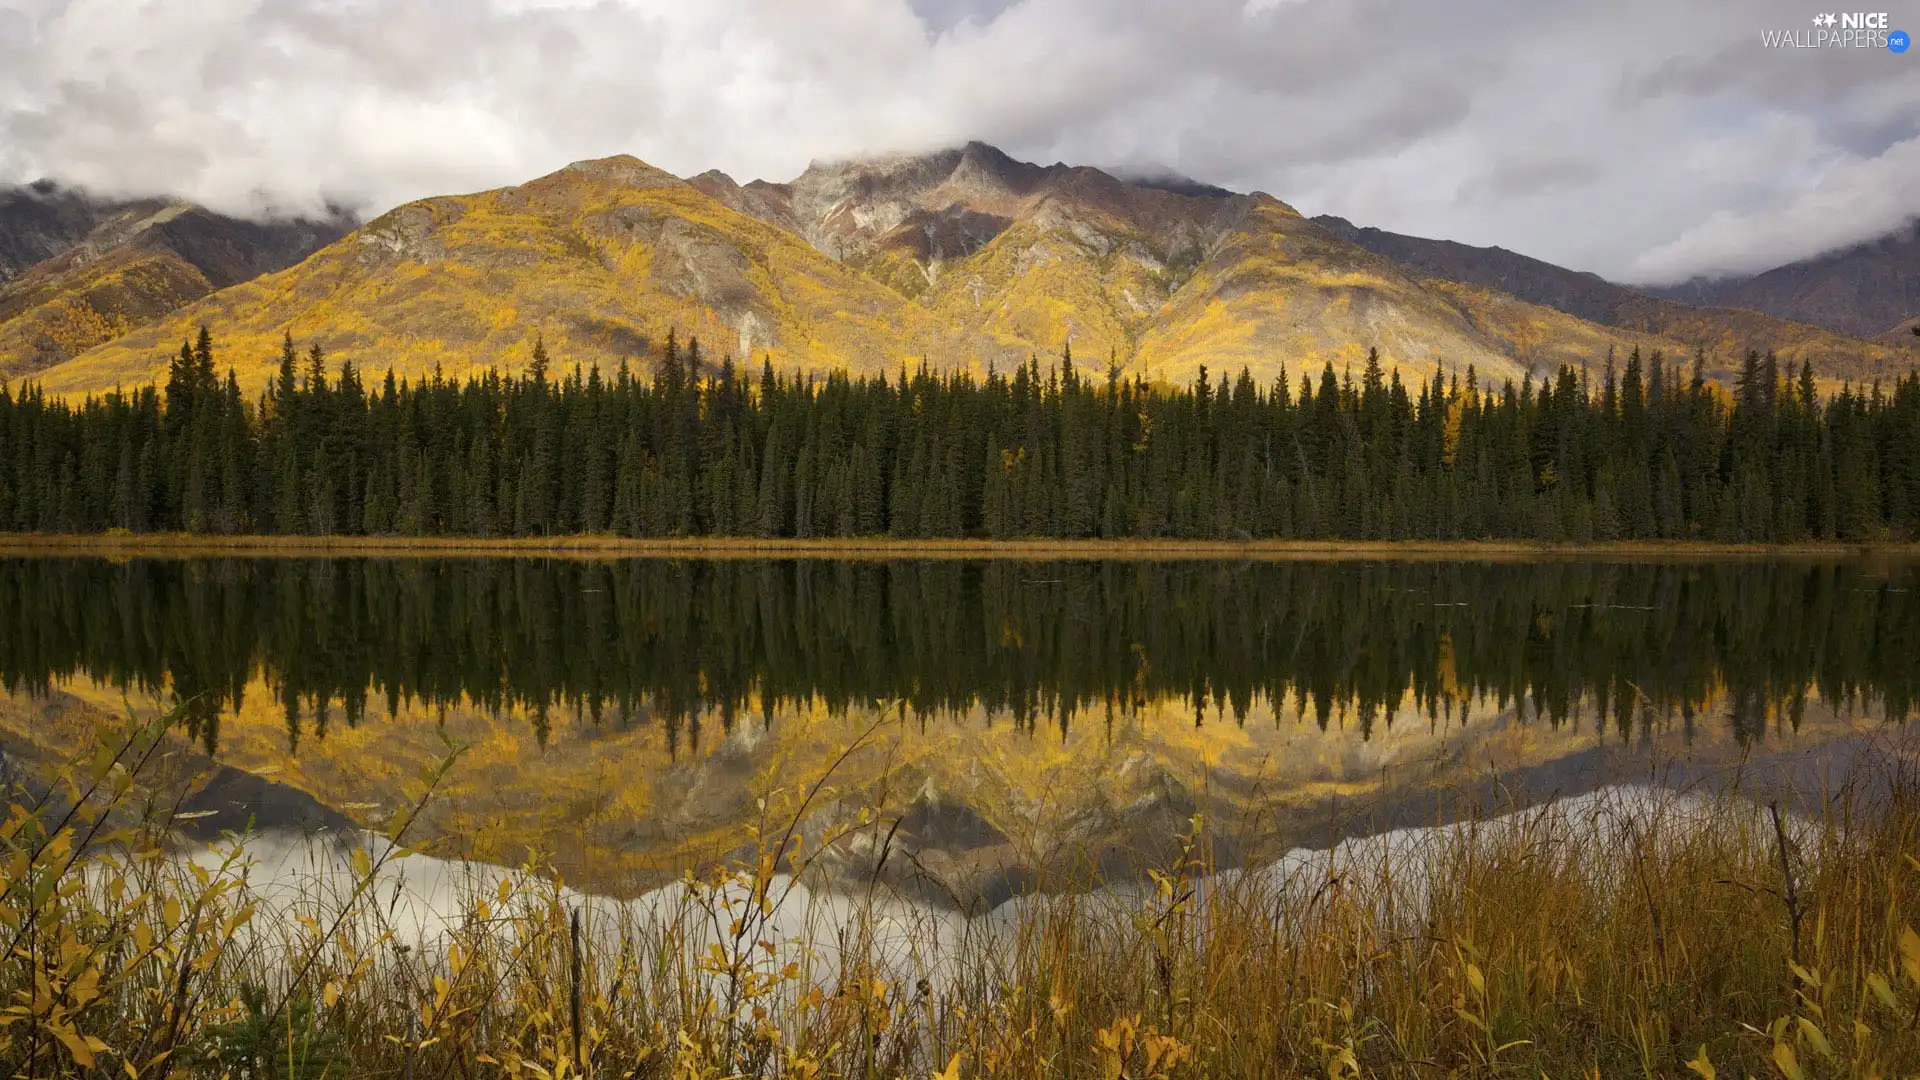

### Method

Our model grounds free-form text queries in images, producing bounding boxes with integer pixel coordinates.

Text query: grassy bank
[6,708,1920,1078]
[1,531,1917,562]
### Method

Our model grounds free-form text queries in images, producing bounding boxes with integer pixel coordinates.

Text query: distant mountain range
[0,183,351,377]
[2,146,1913,396]
[1313,215,1913,380]
[1644,222,1920,343]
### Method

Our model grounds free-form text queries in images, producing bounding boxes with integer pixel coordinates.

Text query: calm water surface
[1,556,1913,898]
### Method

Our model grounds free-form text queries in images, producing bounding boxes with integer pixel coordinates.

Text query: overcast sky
[2,0,1916,283]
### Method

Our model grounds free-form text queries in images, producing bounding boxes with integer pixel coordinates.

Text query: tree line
[3,557,1912,756]
[1,327,1917,541]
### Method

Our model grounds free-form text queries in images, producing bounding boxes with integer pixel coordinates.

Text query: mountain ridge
[13,146,1914,397]
[0,184,352,376]
[1313,214,1912,380]
[1645,221,1920,340]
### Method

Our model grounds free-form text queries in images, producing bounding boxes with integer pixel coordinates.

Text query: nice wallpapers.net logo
[1761,11,1909,49]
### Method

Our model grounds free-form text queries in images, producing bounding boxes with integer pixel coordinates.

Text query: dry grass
[6,704,1920,1077]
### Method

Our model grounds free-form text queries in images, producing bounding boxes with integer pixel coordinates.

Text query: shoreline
[0,532,1915,561]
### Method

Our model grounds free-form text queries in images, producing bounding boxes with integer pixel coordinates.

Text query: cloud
[908,0,1018,32]
[1,0,1916,280]
[1631,132,1920,281]
[1460,153,1604,203]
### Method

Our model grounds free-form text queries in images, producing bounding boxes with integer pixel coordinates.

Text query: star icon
[1823,13,1838,26]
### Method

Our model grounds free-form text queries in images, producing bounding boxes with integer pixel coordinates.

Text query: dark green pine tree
[5,323,1916,548]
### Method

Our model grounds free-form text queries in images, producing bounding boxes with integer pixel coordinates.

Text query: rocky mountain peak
[549,154,687,194]
[773,142,1245,271]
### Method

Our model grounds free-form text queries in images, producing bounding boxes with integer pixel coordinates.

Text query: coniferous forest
[2,326,1918,541]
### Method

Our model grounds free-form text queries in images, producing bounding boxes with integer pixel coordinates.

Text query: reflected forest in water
[1,557,1914,757]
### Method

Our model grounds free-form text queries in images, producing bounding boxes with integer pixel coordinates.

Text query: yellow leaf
[1685,1044,1716,1080]
[932,1052,963,1080]
[1795,1017,1834,1059]
[323,982,340,1009]
[1772,1042,1805,1080]
[1868,971,1897,1009]
[1902,927,1920,986]
[352,846,374,880]
[49,1024,97,1068]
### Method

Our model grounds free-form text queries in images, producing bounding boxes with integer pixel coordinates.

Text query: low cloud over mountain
[3,0,1915,284]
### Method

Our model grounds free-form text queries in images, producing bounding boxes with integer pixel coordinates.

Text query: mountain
[0,184,350,376]
[1879,315,1920,346]
[24,145,1915,397]
[0,181,116,282]
[1314,215,1911,380]
[701,141,1674,385]
[33,156,944,395]
[1647,222,1920,340]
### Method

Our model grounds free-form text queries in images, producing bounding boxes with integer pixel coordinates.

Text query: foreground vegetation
[4,325,1918,542]
[6,706,1920,1078]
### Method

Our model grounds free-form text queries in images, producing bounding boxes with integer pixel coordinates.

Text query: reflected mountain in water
[0,556,1913,900]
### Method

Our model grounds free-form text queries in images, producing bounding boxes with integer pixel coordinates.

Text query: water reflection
[0,556,1912,895]
[2,557,1913,755]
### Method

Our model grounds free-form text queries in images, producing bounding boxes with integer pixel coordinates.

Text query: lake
[1,555,1913,904]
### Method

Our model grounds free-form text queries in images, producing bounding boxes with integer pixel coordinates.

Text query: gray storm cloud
[1,0,1916,282]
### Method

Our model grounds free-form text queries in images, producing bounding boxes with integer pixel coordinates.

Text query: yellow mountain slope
[0,193,348,379]
[0,244,215,373]
[25,146,1915,397]
[34,157,939,395]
